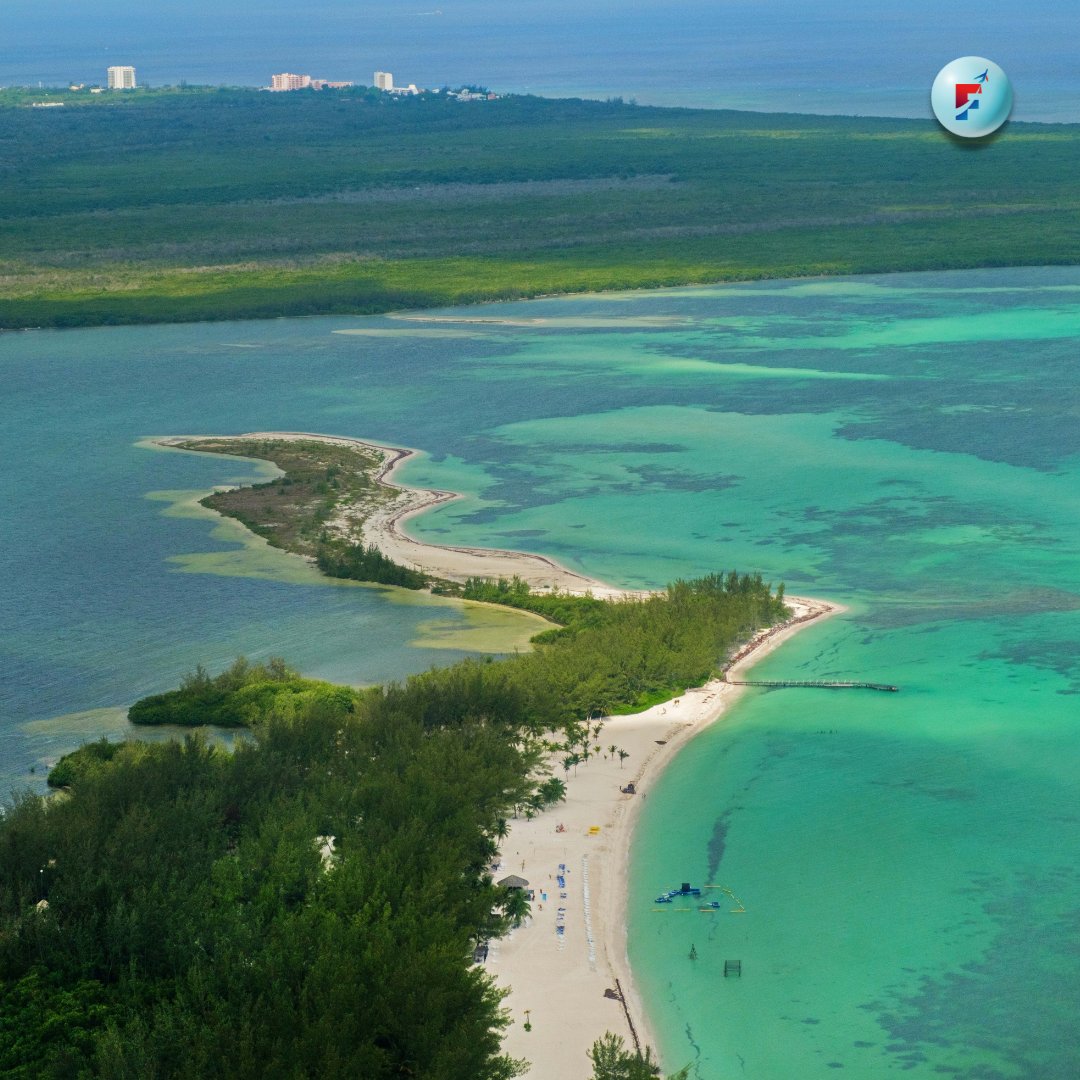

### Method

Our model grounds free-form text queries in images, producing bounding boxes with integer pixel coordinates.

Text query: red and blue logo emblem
[932,57,1012,137]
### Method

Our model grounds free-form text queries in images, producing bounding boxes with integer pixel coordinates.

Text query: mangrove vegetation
[2,88,1079,328]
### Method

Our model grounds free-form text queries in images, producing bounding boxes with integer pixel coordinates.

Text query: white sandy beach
[488,596,841,1079]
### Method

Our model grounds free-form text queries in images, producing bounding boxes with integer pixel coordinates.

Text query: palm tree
[617,749,629,769]
[539,777,566,805]
[503,887,531,929]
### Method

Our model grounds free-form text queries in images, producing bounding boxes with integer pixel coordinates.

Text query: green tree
[6,572,790,1077]
[588,1033,690,1080]
[0,969,108,1078]
[538,777,567,806]
[502,888,531,929]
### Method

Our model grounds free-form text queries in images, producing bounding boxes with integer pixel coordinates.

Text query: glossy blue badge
[931,57,1012,137]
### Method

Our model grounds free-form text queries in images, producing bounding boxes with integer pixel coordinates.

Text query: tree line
[316,539,429,590]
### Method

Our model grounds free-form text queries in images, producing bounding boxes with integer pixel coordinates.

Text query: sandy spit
[153,431,637,599]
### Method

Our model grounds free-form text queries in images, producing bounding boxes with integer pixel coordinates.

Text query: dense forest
[0,574,785,1076]
[2,686,533,1078]
[1,87,1078,327]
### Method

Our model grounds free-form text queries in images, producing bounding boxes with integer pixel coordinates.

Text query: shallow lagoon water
[2,267,1079,1076]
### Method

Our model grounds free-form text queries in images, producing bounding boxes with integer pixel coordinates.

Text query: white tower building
[107,66,137,90]
[374,71,393,91]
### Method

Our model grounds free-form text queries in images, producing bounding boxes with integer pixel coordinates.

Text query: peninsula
[0,421,844,1077]
[154,433,631,597]
[144,431,839,1074]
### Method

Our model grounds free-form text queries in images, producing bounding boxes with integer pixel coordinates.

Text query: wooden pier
[725,679,899,692]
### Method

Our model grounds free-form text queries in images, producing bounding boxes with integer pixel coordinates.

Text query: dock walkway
[725,679,899,692]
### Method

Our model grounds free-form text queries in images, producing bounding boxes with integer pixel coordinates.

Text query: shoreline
[152,430,841,1074]
[489,595,843,1078]
[152,431,638,598]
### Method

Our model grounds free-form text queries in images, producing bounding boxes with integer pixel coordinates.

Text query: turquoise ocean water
[2,267,1079,1076]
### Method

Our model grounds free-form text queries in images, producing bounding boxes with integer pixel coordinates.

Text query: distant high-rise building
[107,66,136,90]
[270,72,313,91]
[374,71,393,91]
[270,72,351,92]
[270,72,312,91]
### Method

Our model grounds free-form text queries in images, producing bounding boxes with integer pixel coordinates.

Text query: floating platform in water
[656,882,748,913]
[654,882,702,904]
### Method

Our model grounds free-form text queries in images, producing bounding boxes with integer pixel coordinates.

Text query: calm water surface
[2,266,1079,1076]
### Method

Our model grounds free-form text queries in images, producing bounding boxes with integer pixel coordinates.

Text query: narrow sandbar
[152,431,637,598]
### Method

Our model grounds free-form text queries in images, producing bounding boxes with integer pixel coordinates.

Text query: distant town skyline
[2,0,1077,122]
